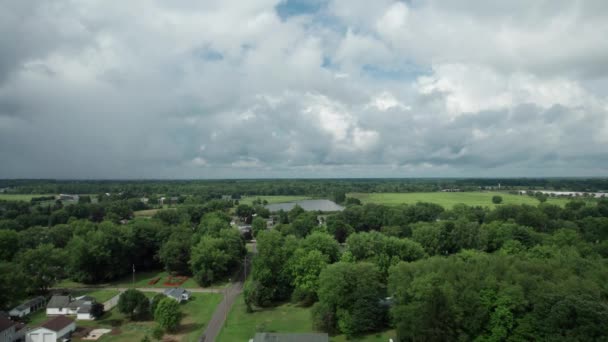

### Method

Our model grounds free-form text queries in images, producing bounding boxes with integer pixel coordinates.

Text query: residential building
[46,295,96,320]
[9,297,46,318]
[163,288,191,303]
[0,315,21,342]
[250,333,329,342]
[26,316,75,342]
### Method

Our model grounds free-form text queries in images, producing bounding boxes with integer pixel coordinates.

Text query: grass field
[57,271,205,289]
[71,292,222,342]
[349,192,570,209]
[217,294,395,342]
[0,194,55,201]
[133,209,160,217]
[239,195,312,206]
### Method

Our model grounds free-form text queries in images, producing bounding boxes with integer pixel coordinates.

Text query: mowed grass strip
[217,294,313,342]
[239,195,312,206]
[349,192,570,209]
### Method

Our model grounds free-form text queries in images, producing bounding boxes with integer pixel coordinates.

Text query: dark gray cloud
[0,0,607,178]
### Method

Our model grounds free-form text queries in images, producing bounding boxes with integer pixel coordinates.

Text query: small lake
[265,199,344,212]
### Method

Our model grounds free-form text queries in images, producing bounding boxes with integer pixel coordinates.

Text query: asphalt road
[200,241,255,341]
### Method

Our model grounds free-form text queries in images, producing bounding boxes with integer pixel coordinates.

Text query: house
[163,288,191,303]
[1,315,26,342]
[46,295,96,320]
[250,333,329,342]
[140,197,149,204]
[9,297,46,318]
[26,316,75,342]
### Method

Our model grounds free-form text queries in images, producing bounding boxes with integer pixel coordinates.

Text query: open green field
[57,271,204,289]
[239,195,312,206]
[133,209,160,217]
[0,194,55,201]
[217,294,395,342]
[71,292,222,342]
[349,192,570,209]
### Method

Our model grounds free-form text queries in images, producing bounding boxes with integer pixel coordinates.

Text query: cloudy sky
[1,0,608,178]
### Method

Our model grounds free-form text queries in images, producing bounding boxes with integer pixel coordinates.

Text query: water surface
[265,199,344,212]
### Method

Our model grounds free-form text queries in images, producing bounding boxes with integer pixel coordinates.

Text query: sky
[1,0,608,179]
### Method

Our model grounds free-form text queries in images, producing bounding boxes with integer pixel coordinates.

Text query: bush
[492,195,503,204]
[152,325,164,340]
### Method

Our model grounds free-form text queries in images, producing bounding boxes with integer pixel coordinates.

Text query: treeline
[245,199,608,340]
[0,197,250,310]
[2,178,608,197]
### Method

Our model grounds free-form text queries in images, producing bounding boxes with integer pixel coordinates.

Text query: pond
[265,199,344,212]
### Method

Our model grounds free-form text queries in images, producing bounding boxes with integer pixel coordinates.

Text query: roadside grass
[72,292,222,342]
[217,294,313,342]
[57,271,211,289]
[217,294,395,341]
[239,195,312,206]
[349,191,570,209]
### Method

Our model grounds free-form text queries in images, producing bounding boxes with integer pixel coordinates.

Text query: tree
[17,244,64,292]
[301,232,341,263]
[236,204,254,223]
[251,217,267,238]
[197,211,230,236]
[492,195,503,204]
[90,302,105,319]
[288,249,328,304]
[118,289,150,320]
[154,297,182,332]
[0,229,19,261]
[313,262,386,337]
[158,229,193,275]
[246,231,298,307]
[150,294,167,315]
[0,262,26,310]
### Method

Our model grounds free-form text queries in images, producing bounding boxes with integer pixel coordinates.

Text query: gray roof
[163,287,190,299]
[77,303,92,314]
[253,333,329,342]
[46,296,70,309]
[12,296,45,311]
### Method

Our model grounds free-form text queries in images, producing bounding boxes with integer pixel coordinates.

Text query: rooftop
[41,315,75,332]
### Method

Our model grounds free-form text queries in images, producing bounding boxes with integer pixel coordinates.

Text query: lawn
[239,195,312,206]
[133,209,160,217]
[0,194,55,201]
[217,294,395,342]
[57,271,209,289]
[79,290,120,303]
[73,292,222,342]
[349,192,570,209]
[217,294,314,342]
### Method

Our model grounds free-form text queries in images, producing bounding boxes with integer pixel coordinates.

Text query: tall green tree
[154,297,182,332]
[118,289,150,320]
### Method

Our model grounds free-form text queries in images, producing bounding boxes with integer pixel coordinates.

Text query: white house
[26,316,75,342]
[9,296,46,318]
[46,295,95,320]
[163,288,191,303]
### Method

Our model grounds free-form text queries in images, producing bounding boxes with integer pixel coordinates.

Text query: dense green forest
[1,180,607,341]
[1,178,608,196]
